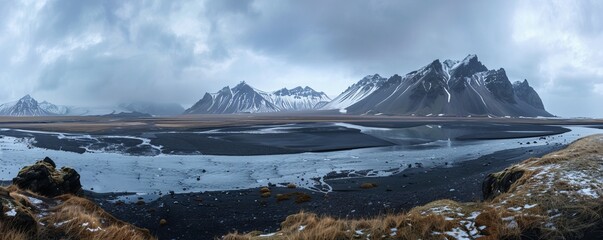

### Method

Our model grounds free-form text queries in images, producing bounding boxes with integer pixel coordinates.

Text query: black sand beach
[0,116,595,239]
[88,143,564,239]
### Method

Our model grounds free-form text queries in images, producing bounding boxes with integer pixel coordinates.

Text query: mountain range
[0,55,552,117]
[0,95,184,117]
[183,82,331,114]
[324,55,552,117]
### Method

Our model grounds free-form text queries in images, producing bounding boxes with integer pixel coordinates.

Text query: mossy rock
[12,157,81,197]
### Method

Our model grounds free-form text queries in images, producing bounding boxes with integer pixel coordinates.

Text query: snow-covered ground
[0,124,600,195]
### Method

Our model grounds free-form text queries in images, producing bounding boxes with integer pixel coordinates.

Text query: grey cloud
[0,0,601,117]
[208,0,517,74]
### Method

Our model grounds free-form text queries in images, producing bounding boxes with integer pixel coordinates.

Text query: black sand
[0,122,569,156]
[88,144,564,240]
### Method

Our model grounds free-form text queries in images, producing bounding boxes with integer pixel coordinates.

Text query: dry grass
[360,182,378,189]
[1,186,155,240]
[0,221,30,240]
[275,192,312,204]
[0,225,31,240]
[225,134,603,239]
[42,195,154,240]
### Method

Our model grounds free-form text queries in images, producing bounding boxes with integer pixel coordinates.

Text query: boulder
[12,157,81,197]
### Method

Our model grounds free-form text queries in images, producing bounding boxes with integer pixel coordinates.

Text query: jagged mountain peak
[219,86,231,92]
[462,54,478,62]
[449,54,488,79]
[338,55,552,117]
[513,79,545,110]
[513,79,530,88]
[321,74,388,110]
[16,94,39,106]
[185,82,330,114]
[354,74,387,87]
[422,59,442,71]
[365,73,383,80]
[0,95,68,116]
[232,81,256,93]
[273,86,325,97]
[235,81,248,87]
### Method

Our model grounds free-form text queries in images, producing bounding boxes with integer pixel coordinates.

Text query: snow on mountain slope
[0,95,67,116]
[263,86,331,111]
[184,82,279,114]
[185,82,330,114]
[342,55,553,117]
[39,101,69,115]
[321,74,387,110]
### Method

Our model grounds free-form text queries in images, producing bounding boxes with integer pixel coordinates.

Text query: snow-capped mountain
[321,74,387,110]
[184,82,279,114]
[184,82,330,114]
[337,55,553,117]
[0,95,68,116]
[39,101,69,115]
[263,86,331,111]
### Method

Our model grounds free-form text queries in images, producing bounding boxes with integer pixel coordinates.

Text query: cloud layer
[0,0,601,117]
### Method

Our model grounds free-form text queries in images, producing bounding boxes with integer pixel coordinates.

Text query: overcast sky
[1,0,602,117]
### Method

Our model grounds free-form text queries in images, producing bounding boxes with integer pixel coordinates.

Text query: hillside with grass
[224,134,603,239]
[0,158,154,240]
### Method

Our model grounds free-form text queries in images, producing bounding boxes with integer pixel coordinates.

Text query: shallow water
[0,124,600,195]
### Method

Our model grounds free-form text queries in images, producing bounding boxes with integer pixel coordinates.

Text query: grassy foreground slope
[0,160,155,240]
[225,134,603,240]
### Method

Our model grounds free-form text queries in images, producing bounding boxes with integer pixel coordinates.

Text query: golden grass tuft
[360,182,377,189]
[42,195,154,240]
[0,221,30,240]
[0,186,155,240]
[274,192,311,204]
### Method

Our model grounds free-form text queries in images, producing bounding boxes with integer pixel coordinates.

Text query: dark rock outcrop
[482,167,525,200]
[513,79,545,110]
[12,157,82,197]
[484,68,516,103]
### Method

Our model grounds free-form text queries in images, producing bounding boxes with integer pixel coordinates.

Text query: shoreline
[87,144,565,239]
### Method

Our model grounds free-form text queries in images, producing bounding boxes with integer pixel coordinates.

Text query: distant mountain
[331,55,552,117]
[0,95,68,116]
[265,86,331,111]
[184,82,330,114]
[184,82,278,114]
[119,102,184,116]
[101,111,153,118]
[321,74,387,111]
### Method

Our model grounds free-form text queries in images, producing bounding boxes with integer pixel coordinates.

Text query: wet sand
[0,122,570,156]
